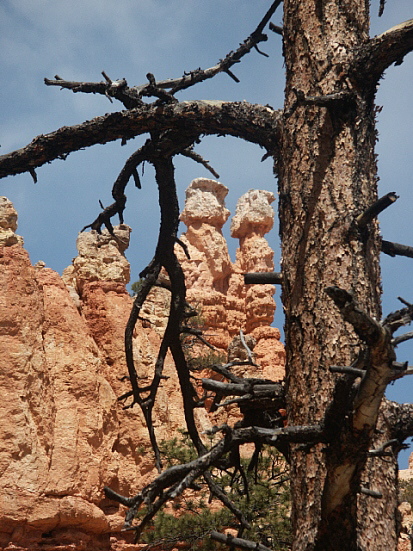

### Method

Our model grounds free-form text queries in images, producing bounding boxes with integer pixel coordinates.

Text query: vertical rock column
[229,190,285,381]
[176,178,233,350]
[176,182,285,381]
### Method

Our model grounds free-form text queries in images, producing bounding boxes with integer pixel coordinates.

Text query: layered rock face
[0,185,284,551]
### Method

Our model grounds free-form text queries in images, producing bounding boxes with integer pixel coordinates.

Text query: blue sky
[1,1,412,464]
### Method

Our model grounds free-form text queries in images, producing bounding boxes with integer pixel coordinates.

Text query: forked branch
[44,1,282,105]
[353,18,413,82]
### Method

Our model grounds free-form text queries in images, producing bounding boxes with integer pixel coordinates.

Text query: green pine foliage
[139,432,291,550]
[130,278,145,297]
[179,306,227,372]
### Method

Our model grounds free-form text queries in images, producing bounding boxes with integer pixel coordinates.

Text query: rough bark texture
[278,1,394,549]
[0,101,280,180]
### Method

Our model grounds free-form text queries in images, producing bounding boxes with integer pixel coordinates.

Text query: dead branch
[352,18,413,82]
[239,330,254,364]
[393,330,413,346]
[83,130,199,233]
[104,423,323,534]
[323,286,396,517]
[368,439,399,456]
[180,326,218,351]
[382,240,413,258]
[179,146,220,178]
[140,73,178,104]
[326,286,395,431]
[209,362,277,385]
[356,191,398,229]
[166,0,283,94]
[244,271,283,284]
[203,470,251,531]
[388,368,413,382]
[329,366,365,377]
[382,300,413,334]
[0,101,280,180]
[44,73,143,109]
[117,132,213,469]
[359,487,383,498]
[269,22,283,36]
[284,88,355,118]
[210,531,272,551]
[44,0,281,108]
[81,197,126,234]
[202,379,284,400]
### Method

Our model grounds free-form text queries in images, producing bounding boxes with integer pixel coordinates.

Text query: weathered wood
[243,271,282,284]
[0,101,280,180]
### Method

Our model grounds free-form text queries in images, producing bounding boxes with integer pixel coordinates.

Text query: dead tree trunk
[278,1,395,549]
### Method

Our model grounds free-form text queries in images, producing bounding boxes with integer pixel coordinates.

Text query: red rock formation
[0,187,285,551]
[176,180,285,382]
[399,453,413,550]
[0,204,196,550]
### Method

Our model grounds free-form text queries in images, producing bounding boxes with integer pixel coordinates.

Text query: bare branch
[322,286,398,517]
[388,368,413,382]
[368,439,399,456]
[104,423,323,533]
[269,22,283,36]
[44,74,143,109]
[179,146,220,178]
[353,18,413,82]
[202,379,284,400]
[44,0,282,110]
[0,101,281,180]
[203,471,251,531]
[210,531,272,551]
[393,330,413,346]
[284,88,355,118]
[239,330,254,364]
[329,366,365,377]
[167,0,283,94]
[244,271,282,284]
[382,300,413,335]
[356,192,398,229]
[359,487,383,498]
[382,240,413,258]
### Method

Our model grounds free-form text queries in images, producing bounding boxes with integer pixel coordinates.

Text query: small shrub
[139,434,291,550]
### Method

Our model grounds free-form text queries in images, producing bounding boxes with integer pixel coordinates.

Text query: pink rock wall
[0,186,285,550]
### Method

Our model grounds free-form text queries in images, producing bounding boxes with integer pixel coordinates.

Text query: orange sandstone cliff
[0,181,285,551]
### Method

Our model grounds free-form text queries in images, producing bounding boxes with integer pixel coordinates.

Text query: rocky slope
[0,182,285,551]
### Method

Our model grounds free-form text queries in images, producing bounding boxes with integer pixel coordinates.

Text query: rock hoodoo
[0,196,24,247]
[176,180,285,381]
[0,182,285,551]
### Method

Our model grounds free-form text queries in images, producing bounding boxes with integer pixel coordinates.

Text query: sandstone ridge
[0,184,284,551]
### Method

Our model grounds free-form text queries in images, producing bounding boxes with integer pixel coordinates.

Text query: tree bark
[278,1,396,549]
